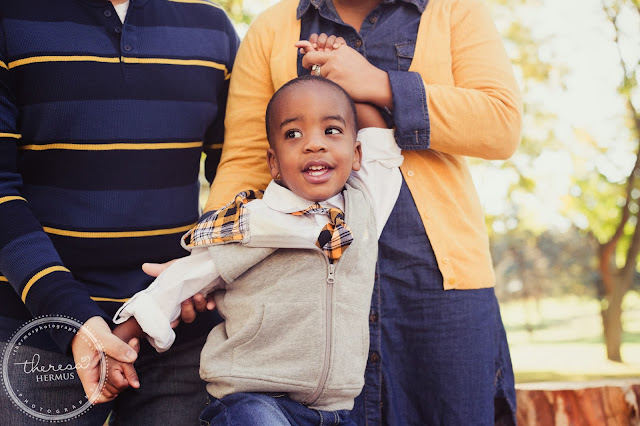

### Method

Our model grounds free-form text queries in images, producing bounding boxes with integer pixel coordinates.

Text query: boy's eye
[285,130,302,139]
[325,127,342,135]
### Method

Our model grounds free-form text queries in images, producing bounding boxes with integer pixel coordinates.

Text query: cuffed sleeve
[388,70,430,150]
[113,248,223,352]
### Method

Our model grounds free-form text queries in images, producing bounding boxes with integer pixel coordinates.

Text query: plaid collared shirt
[182,190,263,248]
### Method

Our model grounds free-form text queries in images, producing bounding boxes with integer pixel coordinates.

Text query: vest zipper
[306,262,335,406]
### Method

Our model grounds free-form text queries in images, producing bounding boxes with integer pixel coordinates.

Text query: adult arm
[202,15,241,184]
[204,11,281,211]
[300,0,522,160]
[0,22,112,350]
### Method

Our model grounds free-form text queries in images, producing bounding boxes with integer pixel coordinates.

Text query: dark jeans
[199,393,355,426]
[351,180,516,425]
[0,334,207,426]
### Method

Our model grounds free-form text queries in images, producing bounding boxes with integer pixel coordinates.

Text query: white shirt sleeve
[350,128,404,239]
[112,247,223,352]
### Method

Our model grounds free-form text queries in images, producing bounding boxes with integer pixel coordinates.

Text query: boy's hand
[296,33,346,54]
[142,261,216,324]
[71,316,139,404]
[99,338,141,403]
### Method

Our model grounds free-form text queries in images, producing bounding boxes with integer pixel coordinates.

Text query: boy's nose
[303,135,328,152]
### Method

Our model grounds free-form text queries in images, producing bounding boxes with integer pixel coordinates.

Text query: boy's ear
[351,141,362,172]
[266,148,281,179]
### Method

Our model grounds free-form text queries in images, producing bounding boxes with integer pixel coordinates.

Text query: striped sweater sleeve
[0,26,106,351]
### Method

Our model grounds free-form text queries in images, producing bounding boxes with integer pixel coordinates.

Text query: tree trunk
[602,283,625,362]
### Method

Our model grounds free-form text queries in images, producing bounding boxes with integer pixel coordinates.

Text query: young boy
[109,75,403,425]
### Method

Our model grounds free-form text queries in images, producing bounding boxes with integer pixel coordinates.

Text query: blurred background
[211,0,640,384]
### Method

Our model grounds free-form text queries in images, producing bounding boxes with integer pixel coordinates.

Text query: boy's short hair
[265,75,358,145]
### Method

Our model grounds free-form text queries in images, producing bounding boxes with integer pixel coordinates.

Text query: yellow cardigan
[207,0,522,290]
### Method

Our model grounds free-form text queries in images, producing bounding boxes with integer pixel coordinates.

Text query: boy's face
[267,82,362,202]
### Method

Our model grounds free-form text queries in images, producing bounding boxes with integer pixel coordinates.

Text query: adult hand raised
[142,261,216,324]
[300,44,392,110]
[71,316,139,404]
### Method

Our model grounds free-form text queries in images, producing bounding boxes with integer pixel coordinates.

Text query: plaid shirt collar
[183,180,346,248]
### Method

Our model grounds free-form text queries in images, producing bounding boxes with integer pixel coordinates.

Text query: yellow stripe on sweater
[9,56,120,69]
[0,133,22,139]
[21,266,69,302]
[9,56,227,76]
[43,224,195,238]
[121,56,227,76]
[0,276,8,283]
[0,60,8,70]
[20,141,203,151]
[0,196,26,205]
[90,296,131,303]
[168,0,224,9]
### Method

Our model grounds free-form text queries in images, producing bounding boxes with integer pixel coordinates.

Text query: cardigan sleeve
[417,0,522,160]
[204,11,278,212]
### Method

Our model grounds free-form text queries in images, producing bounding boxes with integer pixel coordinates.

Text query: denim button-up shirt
[296,0,430,150]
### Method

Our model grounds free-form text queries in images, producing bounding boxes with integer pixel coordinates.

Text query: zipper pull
[327,263,336,284]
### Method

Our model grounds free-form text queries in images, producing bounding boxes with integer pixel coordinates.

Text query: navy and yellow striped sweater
[0,0,239,350]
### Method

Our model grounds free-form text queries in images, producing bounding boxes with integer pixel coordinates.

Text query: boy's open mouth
[305,164,333,177]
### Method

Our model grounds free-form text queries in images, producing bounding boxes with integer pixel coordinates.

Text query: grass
[500,291,640,384]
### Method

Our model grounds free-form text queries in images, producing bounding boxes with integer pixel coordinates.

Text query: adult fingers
[141,259,177,278]
[98,329,138,364]
[300,50,331,70]
[295,40,314,55]
[335,37,347,48]
[206,293,216,311]
[127,337,140,355]
[181,298,197,323]
[193,293,207,312]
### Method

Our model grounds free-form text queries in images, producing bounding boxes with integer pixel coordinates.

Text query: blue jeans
[0,330,208,426]
[351,180,516,425]
[199,393,355,426]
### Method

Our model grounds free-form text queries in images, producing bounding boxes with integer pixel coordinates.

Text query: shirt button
[407,170,415,177]
[369,311,379,323]
[355,39,362,48]
[370,15,378,24]
[124,44,132,51]
[442,257,450,264]
[104,10,112,17]
[114,27,122,34]
[369,352,380,363]
[448,277,457,286]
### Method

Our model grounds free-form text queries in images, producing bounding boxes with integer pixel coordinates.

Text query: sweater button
[124,44,132,51]
[104,10,112,17]
[355,39,362,48]
[369,311,379,323]
[369,352,380,363]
